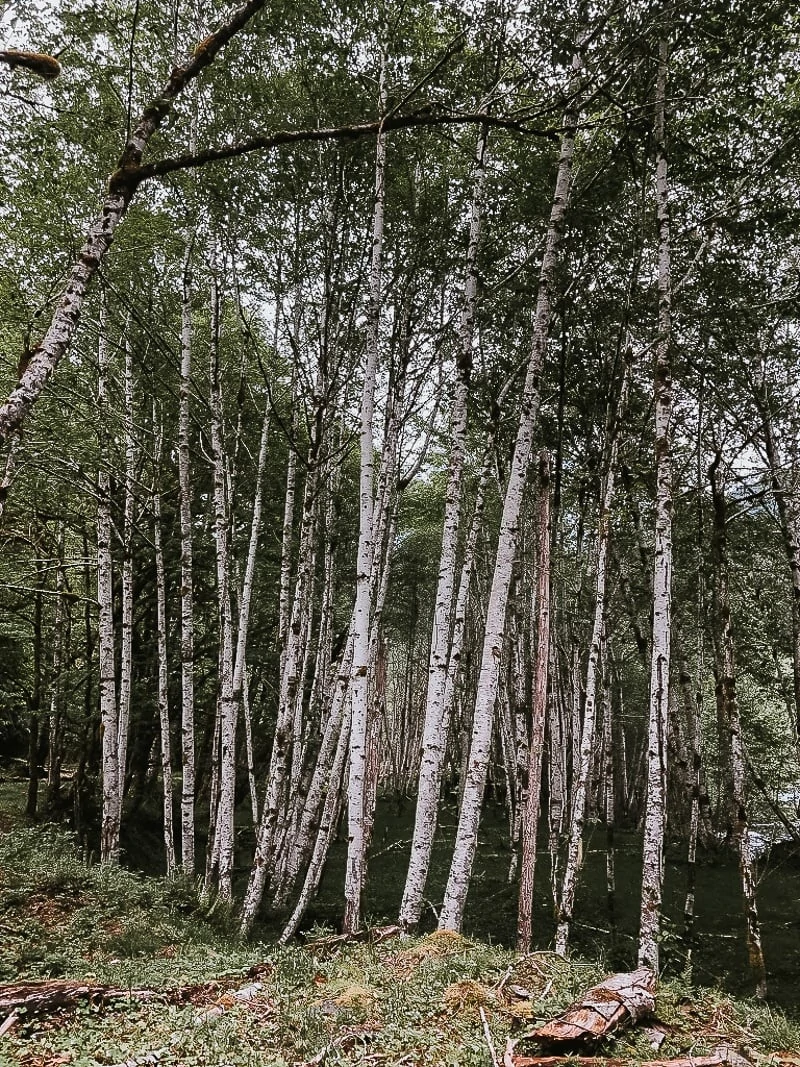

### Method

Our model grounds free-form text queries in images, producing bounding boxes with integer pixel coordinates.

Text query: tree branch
[131,109,558,184]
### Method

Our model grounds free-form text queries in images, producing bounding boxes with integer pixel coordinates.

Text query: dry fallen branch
[303,923,402,955]
[0,964,273,1018]
[503,1053,750,1067]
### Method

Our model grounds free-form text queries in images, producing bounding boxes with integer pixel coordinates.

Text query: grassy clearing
[2,825,800,1067]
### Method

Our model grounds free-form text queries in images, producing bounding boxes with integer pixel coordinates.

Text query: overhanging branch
[132,110,558,184]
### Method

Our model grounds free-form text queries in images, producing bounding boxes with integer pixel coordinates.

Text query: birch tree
[207,261,238,902]
[517,452,551,952]
[638,14,674,973]
[556,364,629,955]
[97,318,120,864]
[342,51,388,935]
[178,242,197,874]
[438,41,585,933]
[399,123,489,932]
[152,406,176,874]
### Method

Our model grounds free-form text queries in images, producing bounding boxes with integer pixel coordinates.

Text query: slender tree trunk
[638,20,673,972]
[153,408,176,875]
[231,392,271,817]
[178,241,197,875]
[242,671,259,825]
[116,335,137,822]
[343,54,387,935]
[548,650,568,899]
[399,124,489,931]
[602,655,618,954]
[26,558,44,819]
[756,385,800,765]
[97,318,120,864]
[709,453,767,998]
[556,367,629,955]
[279,711,352,943]
[208,262,238,902]
[517,453,551,951]
[438,49,583,932]
[242,456,320,925]
[277,377,298,683]
[47,545,67,812]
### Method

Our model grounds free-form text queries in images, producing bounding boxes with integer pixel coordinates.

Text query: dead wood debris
[302,924,402,956]
[530,967,657,1045]
[0,963,273,1019]
[0,980,163,1017]
[503,969,755,1067]
[503,1051,751,1067]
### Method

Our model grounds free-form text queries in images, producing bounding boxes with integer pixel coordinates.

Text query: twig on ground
[0,1011,19,1039]
[481,1004,500,1067]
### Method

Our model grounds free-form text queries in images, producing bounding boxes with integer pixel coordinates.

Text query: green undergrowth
[1,825,799,1067]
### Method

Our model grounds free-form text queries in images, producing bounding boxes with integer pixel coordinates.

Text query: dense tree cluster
[1,0,799,997]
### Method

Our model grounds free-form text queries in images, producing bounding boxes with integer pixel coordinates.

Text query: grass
[2,824,800,1067]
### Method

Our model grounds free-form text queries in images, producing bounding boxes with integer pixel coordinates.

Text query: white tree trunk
[152,407,176,875]
[178,241,197,875]
[241,456,320,924]
[556,367,629,955]
[116,335,136,823]
[279,709,352,944]
[638,27,673,973]
[97,317,120,865]
[399,124,489,931]
[517,453,551,952]
[438,49,582,933]
[208,264,238,902]
[343,55,387,935]
[232,393,271,789]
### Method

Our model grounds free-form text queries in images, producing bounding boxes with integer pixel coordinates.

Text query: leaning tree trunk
[638,19,673,973]
[231,393,271,829]
[399,124,490,932]
[0,0,271,446]
[241,453,320,928]
[709,452,767,998]
[438,46,583,932]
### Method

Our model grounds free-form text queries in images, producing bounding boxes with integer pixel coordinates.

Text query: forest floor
[2,809,800,1067]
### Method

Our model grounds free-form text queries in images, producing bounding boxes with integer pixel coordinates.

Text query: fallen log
[0,980,162,1015]
[0,966,273,1018]
[527,967,657,1045]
